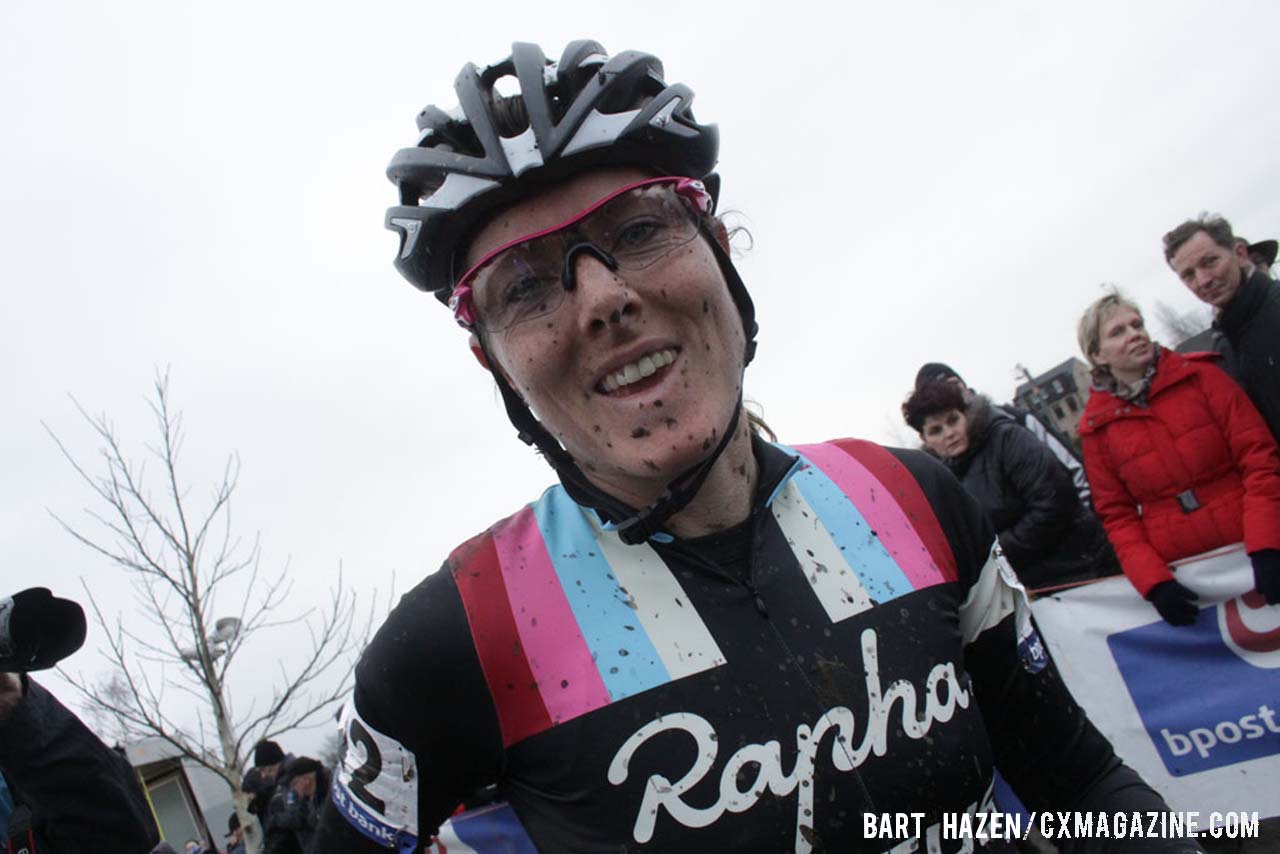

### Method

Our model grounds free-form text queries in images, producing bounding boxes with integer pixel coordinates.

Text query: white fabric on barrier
[1031,544,1280,817]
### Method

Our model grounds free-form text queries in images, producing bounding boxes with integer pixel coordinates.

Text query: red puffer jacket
[1079,348,1280,596]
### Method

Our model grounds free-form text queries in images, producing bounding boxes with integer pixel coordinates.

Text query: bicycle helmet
[385,41,759,543]
[386,40,719,302]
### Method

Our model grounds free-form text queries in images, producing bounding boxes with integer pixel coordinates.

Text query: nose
[1195,267,1216,287]
[571,251,637,334]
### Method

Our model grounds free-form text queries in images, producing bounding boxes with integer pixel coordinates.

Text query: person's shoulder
[358,492,554,683]
[1164,348,1235,389]
[441,488,564,574]
[1174,349,1223,368]
[1079,383,1122,435]
[801,438,990,584]
[800,437,965,506]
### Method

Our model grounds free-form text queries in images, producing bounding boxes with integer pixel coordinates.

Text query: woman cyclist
[313,40,1200,854]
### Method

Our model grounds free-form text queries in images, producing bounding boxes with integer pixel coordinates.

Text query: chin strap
[610,397,742,545]
[475,225,759,545]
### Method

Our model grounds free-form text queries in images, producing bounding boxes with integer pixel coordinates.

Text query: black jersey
[313,438,1196,853]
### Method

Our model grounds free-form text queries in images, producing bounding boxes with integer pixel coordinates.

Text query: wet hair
[1077,289,1143,366]
[902,381,967,433]
[1163,213,1235,263]
[744,401,776,441]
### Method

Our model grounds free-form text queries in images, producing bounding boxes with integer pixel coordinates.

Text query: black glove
[1250,548,1280,605]
[1146,579,1199,626]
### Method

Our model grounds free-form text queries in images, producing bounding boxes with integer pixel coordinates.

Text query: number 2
[347,718,387,814]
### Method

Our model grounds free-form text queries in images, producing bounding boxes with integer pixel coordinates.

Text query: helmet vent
[492,73,521,100]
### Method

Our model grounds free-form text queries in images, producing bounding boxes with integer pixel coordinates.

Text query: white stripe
[562,107,643,157]
[419,172,499,211]
[771,479,872,623]
[432,819,481,854]
[959,543,1021,645]
[593,522,727,678]
[499,126,543,177]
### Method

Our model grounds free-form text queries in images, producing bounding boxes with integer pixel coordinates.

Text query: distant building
[126,737,238,848]
[1174,328,1217,354]
[1013,357,1092,445]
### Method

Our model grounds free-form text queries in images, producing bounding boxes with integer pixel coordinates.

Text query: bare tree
[46,371,373,854]
[1153,300,1213,347]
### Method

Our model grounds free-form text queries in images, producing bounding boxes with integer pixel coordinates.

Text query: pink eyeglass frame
[448,176,713,329]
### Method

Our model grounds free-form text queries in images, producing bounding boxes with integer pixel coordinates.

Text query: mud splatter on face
[631,427,651,439]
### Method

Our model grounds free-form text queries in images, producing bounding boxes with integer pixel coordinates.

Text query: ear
[468,332,491,372]
[1233,240,1251,264]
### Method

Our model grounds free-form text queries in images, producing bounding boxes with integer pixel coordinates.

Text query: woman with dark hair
[902,382,1118,590]
[311,39,1201,853]
[265,756,330,854]
[1076,292,1280,625]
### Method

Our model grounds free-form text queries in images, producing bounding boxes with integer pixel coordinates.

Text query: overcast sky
[4,1,1278,757]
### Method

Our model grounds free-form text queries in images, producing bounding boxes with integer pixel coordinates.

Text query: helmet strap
[476,339,746,545]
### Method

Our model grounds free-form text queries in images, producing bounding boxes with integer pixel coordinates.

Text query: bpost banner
[1031,545,1280,816]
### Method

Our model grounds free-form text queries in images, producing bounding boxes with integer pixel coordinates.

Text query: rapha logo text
[607,627,970,854]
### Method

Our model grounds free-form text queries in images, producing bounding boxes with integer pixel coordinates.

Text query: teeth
[600,348,678,393]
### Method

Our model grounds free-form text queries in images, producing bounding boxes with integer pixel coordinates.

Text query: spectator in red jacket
[1076,291,1280,625]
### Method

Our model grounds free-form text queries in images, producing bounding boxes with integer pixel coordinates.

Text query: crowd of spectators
[904,213,1280,620]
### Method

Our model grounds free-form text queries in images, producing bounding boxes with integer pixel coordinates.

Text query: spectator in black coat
[914,361,1093,508]
[265,755,329,854]
[904,382,1119,590]
[0,672,159,853]
[1164,215,1280,443]
[242,739,291,822]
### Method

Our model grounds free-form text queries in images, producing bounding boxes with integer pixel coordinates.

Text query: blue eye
[616,219,663,248]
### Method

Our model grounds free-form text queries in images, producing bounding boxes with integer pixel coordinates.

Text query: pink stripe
[491,508,612,725]
[794,443,949,590]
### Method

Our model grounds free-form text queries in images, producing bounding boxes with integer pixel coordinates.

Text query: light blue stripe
[777,444,914,603]
[533,486,671,701]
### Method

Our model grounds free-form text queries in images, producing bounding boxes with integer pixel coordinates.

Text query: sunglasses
[450,176,713,331]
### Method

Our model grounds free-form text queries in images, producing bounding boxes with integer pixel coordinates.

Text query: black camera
[0,588,86,673]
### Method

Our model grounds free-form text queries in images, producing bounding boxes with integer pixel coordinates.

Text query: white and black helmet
[385,40,720,303]
[387,41,758,545]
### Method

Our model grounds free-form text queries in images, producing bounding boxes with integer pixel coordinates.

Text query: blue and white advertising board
[1031,545,1280,816]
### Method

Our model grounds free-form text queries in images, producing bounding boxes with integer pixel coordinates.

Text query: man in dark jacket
[0,671,159,853]
[242,739,293,851]
[1164,216,1280,442]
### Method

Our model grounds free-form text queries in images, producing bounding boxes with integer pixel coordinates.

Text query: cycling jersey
[313,438,1191,853]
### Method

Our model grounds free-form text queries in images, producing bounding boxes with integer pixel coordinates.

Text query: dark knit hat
[288,756,323,776]
[253,739,285,767]
[914,362,964,391]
